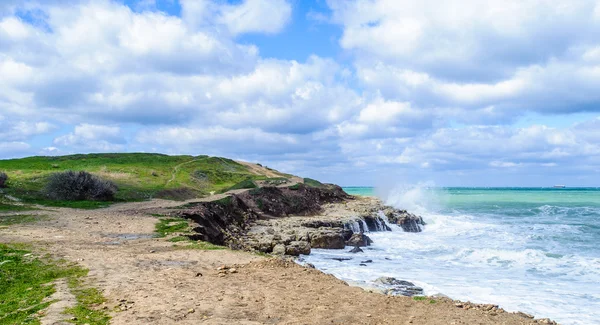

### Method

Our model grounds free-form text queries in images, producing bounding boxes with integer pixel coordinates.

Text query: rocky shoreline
[172,184,425,256]
[169,185,559,325]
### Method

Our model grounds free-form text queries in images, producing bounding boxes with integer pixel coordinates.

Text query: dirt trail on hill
[0,199,550,325]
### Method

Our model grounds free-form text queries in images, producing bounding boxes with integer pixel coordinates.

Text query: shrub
[0,172,7,188]
[44,171,117,201]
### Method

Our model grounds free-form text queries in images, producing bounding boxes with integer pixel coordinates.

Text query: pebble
[188,308,195,314]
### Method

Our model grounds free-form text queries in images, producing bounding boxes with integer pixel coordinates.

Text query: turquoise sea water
[304,186,600,325]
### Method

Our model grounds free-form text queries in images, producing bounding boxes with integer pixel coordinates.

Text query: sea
[302,186,600,325]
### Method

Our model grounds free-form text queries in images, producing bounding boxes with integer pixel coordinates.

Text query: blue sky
[1,0,600,187]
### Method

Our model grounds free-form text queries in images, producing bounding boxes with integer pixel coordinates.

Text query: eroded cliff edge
[170,184,425,256]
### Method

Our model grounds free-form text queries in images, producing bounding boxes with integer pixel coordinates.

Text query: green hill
[0,153,293,208]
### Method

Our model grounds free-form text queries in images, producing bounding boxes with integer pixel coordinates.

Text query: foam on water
[303,186,600,325]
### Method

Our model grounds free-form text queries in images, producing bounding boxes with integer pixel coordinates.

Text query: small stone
[70,317,77,321]
[149,250,156,253]
[229,268,237,274]
[366,314,372,317]
[196,272,203,277]
[188,308,195,314]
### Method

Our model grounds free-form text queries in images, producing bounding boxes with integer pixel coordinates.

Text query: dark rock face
[363,215,391,232]
[384,209,426,233]
[238,184,349,218]
[374,277,424,297]
[181,196,260,246]
[345,233,373,247]
[175,184,350,250]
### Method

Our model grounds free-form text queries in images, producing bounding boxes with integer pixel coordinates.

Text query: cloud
[54,124,125,151]
[329,0,600,118]
[180,0,292,36]
[0,0,599,186]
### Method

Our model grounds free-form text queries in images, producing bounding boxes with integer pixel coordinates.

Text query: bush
[0,172,7,188]
[44,171,117,201]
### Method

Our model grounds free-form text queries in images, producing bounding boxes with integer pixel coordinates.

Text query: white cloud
[54,124,124,151]
[180,0,292,36]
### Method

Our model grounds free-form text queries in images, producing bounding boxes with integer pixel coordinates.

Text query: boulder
[272,244,286,255]
[345,233,373,247]
[397,214,426,232]
[285,241,311,256]
[310,230,346,249]
[374,277,424,297]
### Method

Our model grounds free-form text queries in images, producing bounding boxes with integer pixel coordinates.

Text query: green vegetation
[223,179,257,192]
[153,215,226,250]
[0,201,35,212]
[64,278,110,325]
[411,296,436,304]
[0,244,109,325]
[303,178,324,187]
[173,241,226,250]
[0,153,293,208]
[0,214,48,226]
[154,217,189,238]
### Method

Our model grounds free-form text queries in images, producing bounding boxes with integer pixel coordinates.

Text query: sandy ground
[0,200,553,325]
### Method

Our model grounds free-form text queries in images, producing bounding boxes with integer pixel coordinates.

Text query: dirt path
[0,200,551,325]
[166,159,199,186]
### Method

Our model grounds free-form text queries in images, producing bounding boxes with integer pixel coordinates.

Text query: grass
[0,214,48,226]
[222,179,257,192]
[303,178,324,187]
[153,215,227,250]
[0,244,109,325]
[412,296,436,304]
[64,278,110,325]
[173,241,226,250]
[0,153,293,209]
[154,217,189,238]
[0,202,36,212]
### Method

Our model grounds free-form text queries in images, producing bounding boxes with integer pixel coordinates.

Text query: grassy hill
[0,153,294,208]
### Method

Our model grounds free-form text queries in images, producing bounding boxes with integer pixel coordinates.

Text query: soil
[0,199,554,325]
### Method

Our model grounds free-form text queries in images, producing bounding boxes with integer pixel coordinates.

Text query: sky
[1,0,600,187]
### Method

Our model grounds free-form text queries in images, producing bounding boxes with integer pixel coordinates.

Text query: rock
[188,308,195,314]
[305,263,316,269]
[359,263,367,266]
[310,230,346,249]
[228,268,237,274]
[329,257,352,262]
[384,208,426,232]
[374,277,424,297]
[272,244,286,255]
[349,246,364,253]
[516,312,535,319]
[345,233,373,247]
[537,319,557,325]
[285,241,311,256]
[361,260,373,263]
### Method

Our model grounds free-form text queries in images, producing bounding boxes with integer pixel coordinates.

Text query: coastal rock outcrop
[373,277,424,297]
[384,208,426,232]
[173,185,424,256]
[345,233,373,247]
